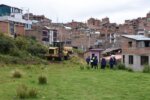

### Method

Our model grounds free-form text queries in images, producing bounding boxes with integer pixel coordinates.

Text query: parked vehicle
[46,42,71,61]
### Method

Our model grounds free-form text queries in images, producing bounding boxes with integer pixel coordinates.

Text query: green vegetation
[1,33,150,100]
[16,84,38,99]
[143,64,150,73]
[0,63,150,100]
[0,33,48,64]
[38,75,47,84]
[116,63,126,70]
[12,69,23,78]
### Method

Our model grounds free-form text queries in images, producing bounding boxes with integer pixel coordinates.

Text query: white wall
[122,54,150,71]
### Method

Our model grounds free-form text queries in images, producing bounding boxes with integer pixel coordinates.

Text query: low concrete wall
[122,54,150,71]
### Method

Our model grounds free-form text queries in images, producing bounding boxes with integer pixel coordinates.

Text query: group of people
[86,54,117,69]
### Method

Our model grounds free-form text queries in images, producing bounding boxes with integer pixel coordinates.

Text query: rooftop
[122,35,150,41]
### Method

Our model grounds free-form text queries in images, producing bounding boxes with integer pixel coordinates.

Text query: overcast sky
[0,0,150,23]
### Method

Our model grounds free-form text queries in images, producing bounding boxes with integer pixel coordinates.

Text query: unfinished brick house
[0,20,25,36]
[122,35,150,71]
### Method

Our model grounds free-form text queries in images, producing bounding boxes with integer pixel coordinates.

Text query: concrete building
[42,26,57,46]
[122,35,150,71]
[23,13,51,26]
[0,4,32,36]
[25,25,57,46]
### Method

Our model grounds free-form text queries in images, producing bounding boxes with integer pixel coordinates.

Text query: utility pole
[88,30,91,48]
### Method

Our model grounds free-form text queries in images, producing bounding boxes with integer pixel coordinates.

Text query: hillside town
[1,1,150,99]
[0,4,150,71]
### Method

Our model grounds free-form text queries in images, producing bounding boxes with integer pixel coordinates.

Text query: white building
[122,35,150,71]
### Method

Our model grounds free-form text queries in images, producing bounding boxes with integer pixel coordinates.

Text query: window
[144,41,150,47]
[129,55,133,64]
[141,56,149,65]
[42,38,49,42]
[123,55,125,63]
[128,41,132,47]
[49,49,54,54]
[42,31,48,36]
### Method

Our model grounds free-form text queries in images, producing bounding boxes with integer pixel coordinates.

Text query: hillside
[0,33,48,64]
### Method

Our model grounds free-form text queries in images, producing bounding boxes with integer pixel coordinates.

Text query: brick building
[122,35,150,71]
[23,13,51,26]
[87,18,101,29]
[25,25,57,46]
[0,20,25,35]
[0,4,32,36]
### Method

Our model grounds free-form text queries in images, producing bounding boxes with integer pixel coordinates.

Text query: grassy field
[0,62,150,100]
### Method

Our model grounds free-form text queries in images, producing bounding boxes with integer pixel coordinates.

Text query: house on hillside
[42,26,57,46]
[0,4,32,36]
[25,26,58,46]
[122,35,150,71]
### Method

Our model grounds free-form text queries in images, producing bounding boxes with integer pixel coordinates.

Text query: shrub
[80,65,84,70]
[0,35,15,54]
[28,88,38,98]
[126,67,134,72]
[143,64,150,73]
[12,69,22,78]
[16,84,38,99]
[116,63,126,70]
[86,65,90,70]
[38,75,47,84]
[106,64,110,68]
[16,84,28,99]
[27,43,48,57]
[15,36,28,50]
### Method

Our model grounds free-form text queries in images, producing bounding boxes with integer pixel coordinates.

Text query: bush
[16,84,38,99]
[12,69,22,78]
[126,67,134,72]
[28,88,38,98]
[106,64,110,68]
[27,43,48,57]
[15,37,28,50]
[143,65,150,73]
[0,35,15,54]
[80,66,84,70]
[16,84,28,99]
[86,65,90,70]
[116,63,126,70]
[38,75,47,84]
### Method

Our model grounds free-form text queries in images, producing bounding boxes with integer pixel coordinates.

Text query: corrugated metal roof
[102,48,121,54]
[122,35,150,41]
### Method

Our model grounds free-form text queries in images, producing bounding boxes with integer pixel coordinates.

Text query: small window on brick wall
[128,41,132,47]
[129,55,133,64]
[141,56,149,65]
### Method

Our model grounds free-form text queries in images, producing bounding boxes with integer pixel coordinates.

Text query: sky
[0,0,150,24]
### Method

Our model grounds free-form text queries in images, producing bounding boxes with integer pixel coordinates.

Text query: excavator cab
[47,41,65,61]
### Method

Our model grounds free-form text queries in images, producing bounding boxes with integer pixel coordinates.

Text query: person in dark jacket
[86,56,90,65]
[109,57,114,69]
[101,57,106,69]
[90,54,95,68]
[93,56,98,69]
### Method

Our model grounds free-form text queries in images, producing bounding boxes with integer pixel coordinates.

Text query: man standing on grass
[109,56,114,69]
[86,56,90,65]
[90,54,95,69]
[93,56,98,69]
[101,57,106,69]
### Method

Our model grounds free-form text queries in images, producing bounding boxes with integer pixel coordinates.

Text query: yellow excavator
[46,42,72,61]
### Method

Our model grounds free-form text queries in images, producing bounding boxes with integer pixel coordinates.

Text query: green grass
[0,63,150,100]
